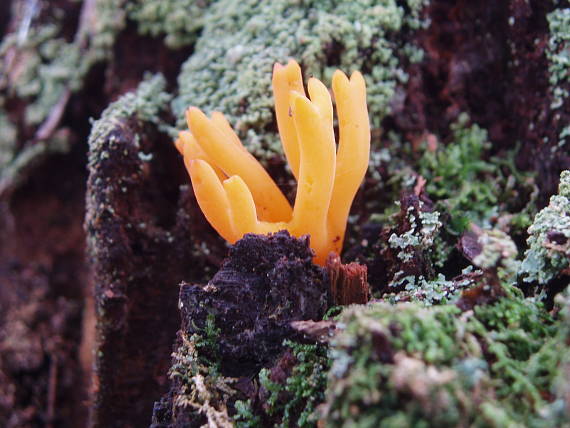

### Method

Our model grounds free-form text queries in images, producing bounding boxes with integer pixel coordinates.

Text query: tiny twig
[32,0,97,144]
[17,0,40,45]
[34,88,71,142]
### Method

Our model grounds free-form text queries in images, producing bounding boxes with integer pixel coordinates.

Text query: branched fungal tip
[175,59,370,265]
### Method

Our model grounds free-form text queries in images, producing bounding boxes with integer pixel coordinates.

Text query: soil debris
[178,231,329,377]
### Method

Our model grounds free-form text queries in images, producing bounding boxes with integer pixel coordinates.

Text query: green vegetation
[322,287,569,427]
[419,114,494,234]
[388,205,441,264]
[320,162,570,426]
[0,109,17,167]
[236,341,330,428]
[168,326,235,426]
[169,330,330,428]
[419,114,537,236]
[162,301,331,428]
[546,5,570,156]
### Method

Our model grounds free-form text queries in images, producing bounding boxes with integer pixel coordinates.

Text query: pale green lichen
[88,73,171,159]
[0,0,126,127]
[546,7,570,109]
[0,109,17,169]
[1,24,71,125]
[386,271,474,305]
[0,0,127,193]
[556,125,570,156]
[127,0,214,48]
[388,202,441,268]
[520,170,570,285]
[172,0,429,161]
[473,229,519,280]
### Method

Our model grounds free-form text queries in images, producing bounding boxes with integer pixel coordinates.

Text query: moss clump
[172,0,429,161]
[165,332,330,427]
[323,286,569,427]
[235,340,330,428]
[520,170,570,285]
[419,114,537,236]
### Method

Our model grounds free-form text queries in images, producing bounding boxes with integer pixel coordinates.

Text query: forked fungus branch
[175,59,370,264]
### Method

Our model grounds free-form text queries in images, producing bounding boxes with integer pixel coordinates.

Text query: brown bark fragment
[326,253,370,306]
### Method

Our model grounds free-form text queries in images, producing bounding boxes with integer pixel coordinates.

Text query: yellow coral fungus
[175,59,370,265]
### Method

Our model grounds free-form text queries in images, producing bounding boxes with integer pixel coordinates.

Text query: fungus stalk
[175,59,370,265]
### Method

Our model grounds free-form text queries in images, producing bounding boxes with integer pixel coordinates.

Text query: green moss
[195,313,222,367]
[323,287,568,427]
[167,311,236,424]
[419,114,496,234]
[234,400,261,427]
[164,312,329,426]
[172,0,429,161]
[235,340,330,428]
[520,170,570,285]
[418,114,538,238]
[168,331,330,427]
